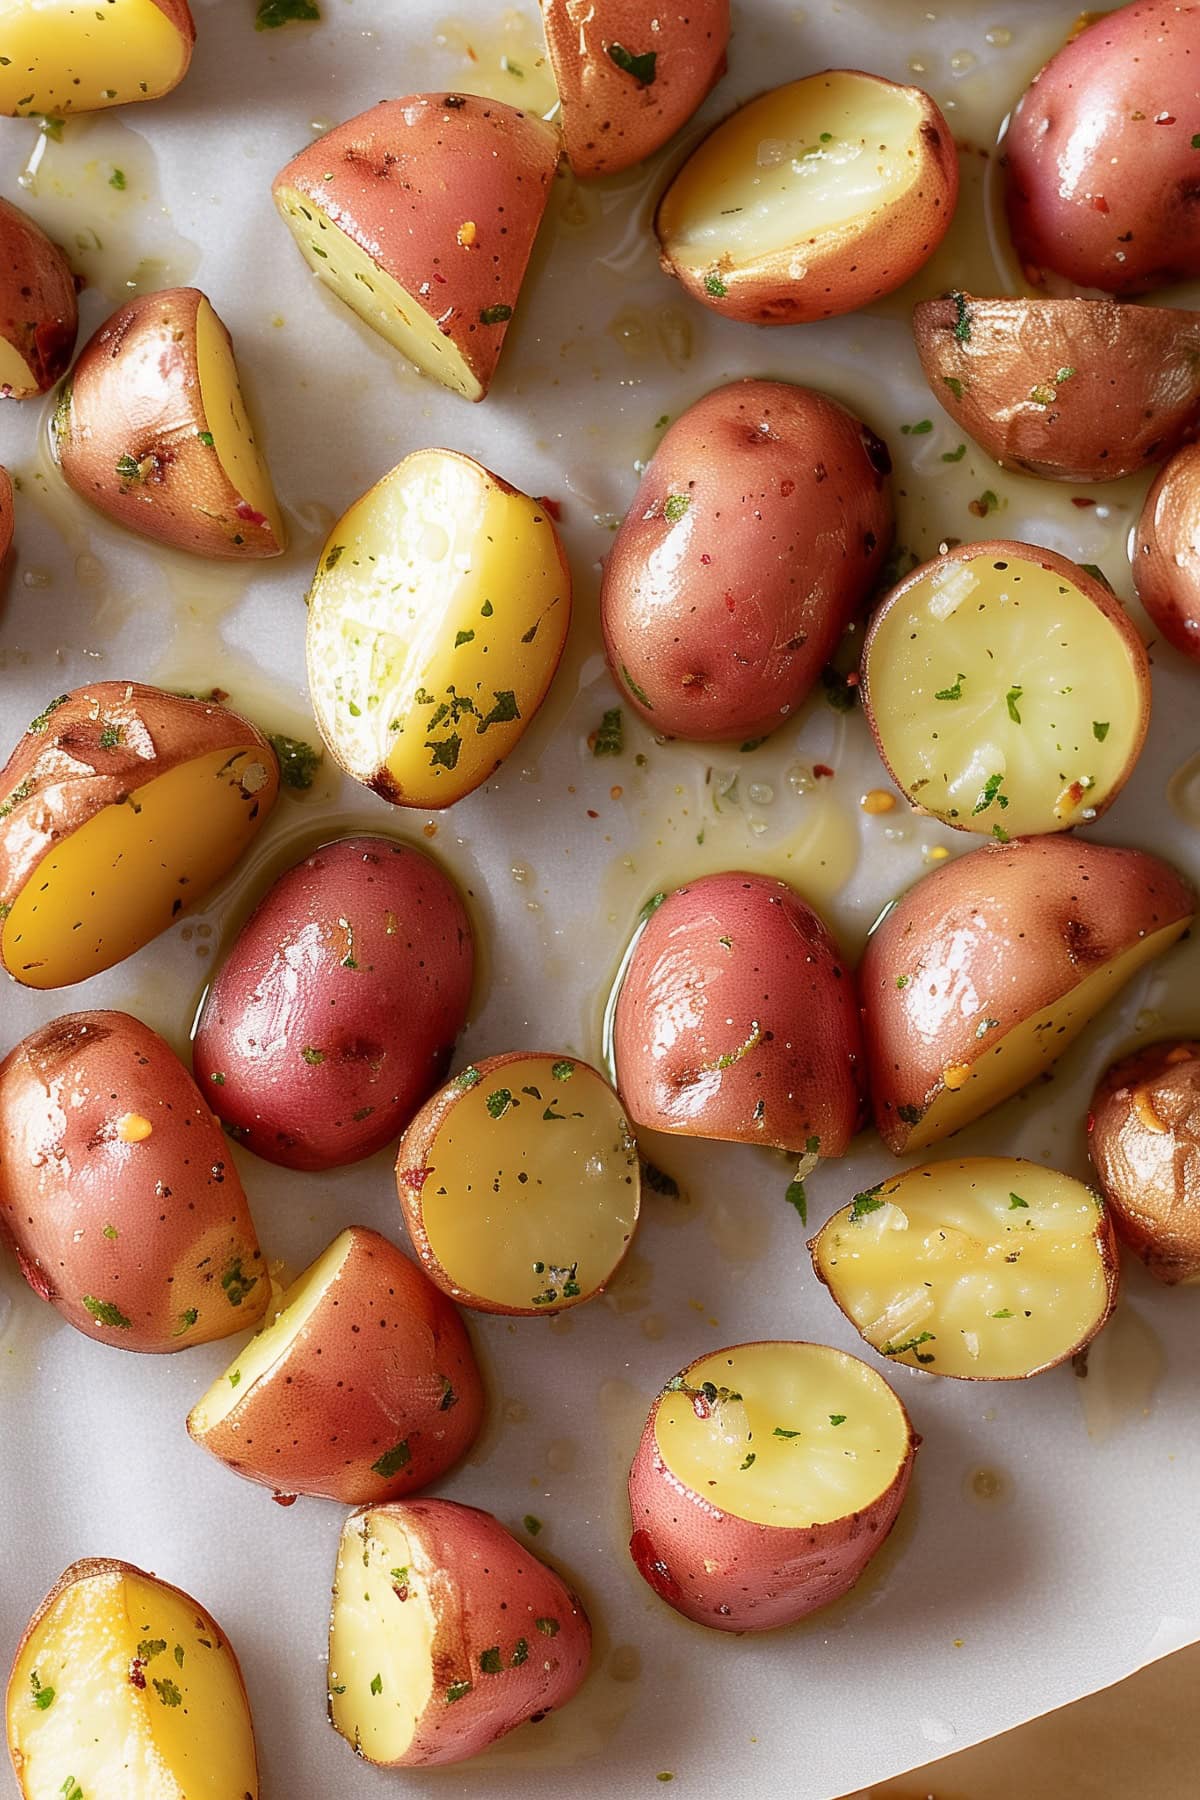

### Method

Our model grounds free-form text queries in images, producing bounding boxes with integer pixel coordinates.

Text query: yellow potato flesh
[273,185,481,400]
[8,1568,257,1797]
[905,920,1191,1152]
[867,556,1143,836]
[328,1512,435,1766]
[193,297,285,549]
[419,1058,638,1311]
[0,0,187,115]
[658,73,923,272]
[307,450,569,807]
[655,1342,911,1528]
[0,333,36,397]
[1,745,273,989]
[814,1158,1111,1379]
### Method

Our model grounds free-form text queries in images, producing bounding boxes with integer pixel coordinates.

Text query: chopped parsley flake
[268,733,322,790]
[704,270,728,297]
[882,1331,936,1363]
[82,1296,131,1329]
[479,303,513,325]
[829,1414,847,1427]
[371,1440,411,1479]
[1093,720,1110,741]
[256,0,320,25]
[973,772,1009,815]
[1005,686,1023,724]
[664,493,691,524]
[1009,1192,1028,1209]
[486,1088,513,1119]
[934,673,965,701]
[370,1672,382,1696]
[593,707,623,756]
[607,42,657,84]
[849,1188,884,1221]
[784,1178,807,1223]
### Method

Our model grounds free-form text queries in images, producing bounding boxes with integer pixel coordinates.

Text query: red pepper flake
[393,1582,409,1602]
[700,552,712,564]
[272,1490,299,1507]
[780,478,795,498]
[129,1659,147,1690]
[813,763,835,779]
[724,592,735,612]
[1156,113,1177,124]
[1086,1112,1095,1134]
[431,269,448,285]
[537,495,562,521]
[1071,496,1096,509]
[397,1166,433,1192]
[234,501,268,526]
[587,808,599,819]
[1089,194,1110,213]
[845,670,860,688]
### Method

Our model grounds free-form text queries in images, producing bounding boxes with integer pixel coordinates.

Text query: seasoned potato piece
[0,196,78,399]
[1135,443,1200,665]
[0,467,11,561]
[1089,1041,1200,1284]
[0,0,194,117]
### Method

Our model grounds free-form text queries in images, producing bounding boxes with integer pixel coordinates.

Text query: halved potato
[861,836,1195,1156]
[6,1558,258,1798]
[306,449,571,808]
[1135,442,1200,665]
[810,1157,1119,1379]
[188,1226,485,1501]
[0,681,279,989]
[1089,1040,1200,1285]
[273,95,558,402]
[655,69,958,323]
[861,541,1150,837]
[0,196,78,400]
[396,1053,640,1315]
[53,287,285,559]
[328,1499,590,1768]
[0,0,194,116]
[627,1341,917,1631]
[913,294,1200,483]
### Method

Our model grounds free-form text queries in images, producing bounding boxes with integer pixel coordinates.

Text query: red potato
[612,871,865,1154]
[0,0,195,117]
[0,467,12,562]
[0,1011,268,1352]
[1004,0,1200,294]
[187,1226,484,1501]
[1089,1040,1200,1283]
[194,835,474,1172]
[1135,442,1200,663]
[542,0,729,178]
[0,196,78,399]
[628,1342,917,1631]
[274,95,558,402]
[328,1499,591,1767]
[600,379,893,741]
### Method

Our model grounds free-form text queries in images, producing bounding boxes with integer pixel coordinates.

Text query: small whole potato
[601,379,892,741]
[0,196,78,399]
[1135,442,1200,664]
[1089,1040,1200,1283]
[194,835,475,1171]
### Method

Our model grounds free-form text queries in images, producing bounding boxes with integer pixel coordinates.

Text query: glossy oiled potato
[194,835,474,1170]
[53,287,285,558]
[274,95,558,401]
[1135,443,1200,664]
[861,837,1195,1155]
[328,1500,590,1768]
[306,450,571,807]
[656,70,957,323]
[1005,0,1200,293]
[628,1342,917,1631]
[0,196,78,399]
[0,682,278,989]
[612,871,865,1154]
[542,0,729,178]
[861,541,1151,837]
[600,379,893,741]
[0,1011,268,1352]
[1089,1041,1200,1284]
[0,0,195,116]
[7,1559,257,1798]
[913,294,1200,483]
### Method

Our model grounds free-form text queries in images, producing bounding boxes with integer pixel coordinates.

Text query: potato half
[861,541,1150,837]
[273,95,558,402]
[628,1341,917,1631]
[0,682,279,989]
[1089,1041,1200,1285]
[1135,443,1200,665]
[6,1559,257,1798]
[861,836,1195,1156]
[306,449,571,808]
[53,287,285,559]
[0,196,78,399]
[543,0,729,179]
[188,1226,484,1500]
[811,1157,1119,1379]
[0,0,194,116]
[397,1053,640,1315]
[655,69,958,323]
[328,1500,590,1768]
[913,294,1200,484]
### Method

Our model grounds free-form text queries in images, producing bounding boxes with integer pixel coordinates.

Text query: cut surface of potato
[811,1157,1119,1379]
[0,195,79,398]
[192,296,284,547]
[862,542,1149,836]
[7,1559,257,1797]
[0,0,194,116]
[329,1511,437,1766]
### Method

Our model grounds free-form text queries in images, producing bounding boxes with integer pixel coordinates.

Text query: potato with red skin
[612,871,865,1154]
[543,0,729,179]
[194,835,474,1172]
[1004,0,1200,294]
[0,0,195,117]
[0,467,12,562]
[1135,442,1200,664]
[1089,1040,1200,1284]
[0,197,77,399]
[328,1499,591,1767]
[0,1010,268,1352]
[601,380,892,742]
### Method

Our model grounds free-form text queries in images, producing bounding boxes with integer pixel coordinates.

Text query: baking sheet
[1,2,1199,1796]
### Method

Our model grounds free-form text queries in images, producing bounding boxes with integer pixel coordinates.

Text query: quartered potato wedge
[1089,1040,1200,1285]
[0,197,78,400]
[0,0,195,117]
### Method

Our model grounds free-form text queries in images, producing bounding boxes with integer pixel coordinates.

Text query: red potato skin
[0,196,78,397]
[543,0,729,178]
[613,871,865,1154]
[1004,1,1200,294]
[601,380,893,740]
[194,836,474,1172]
[1089,1040,1200,1283]
[0,466,12,561]
[1135,442,1200,663]
[188,1227,484,1501]
[0,1011,268,1352]
[861,838,1197,1155]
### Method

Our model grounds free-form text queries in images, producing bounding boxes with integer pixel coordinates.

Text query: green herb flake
[902,419,933,436]
[229,1370,242,1389]
[973,772,1009,815]
[849,1188,885,1222]
[479,1647,503,1675]
[829,1414,847,1427]
[479,303,513,325]
[621,663,653,709]
[302,1046,325,1066]
[30,1672,55,1711]
[1193,133,1200,148]
[323,544,344,571]
[896,974,910,989]
[739,736,768,752]
[820,664,858,711]
[82,1296,131,1329]
[1009,1192,1029,1209]
[152,1679,182,1708]
[108,167,127,189]
[551,1060,575,1081]
[739,1452,756,1470]
[209,1071,226,1086]
[171,1308,198,1337]
[941,443,967,463]
[454,629,475,648]
[29,694,70,734]
[536,1617,560,1636]
[197,430,215,448]
[772,1427,801,1439]
[642,1160,679,1197]
[896,1103,924,1126]
[1093,720,1110,741]
[511,1638,529,1667]
[639,890,666,922]
[607,42,657,84]
[664,493,691,524]
[221,1259,258,1307]
[593,707,623,756]
[102,1223,119,1240]
[369,1672,382,1696]
[991,1308,1014,1319]
[951,290,971,343]
[446,1680,472,1703]
[256,0,321,28]
[455,1065,482,1089]
[115,453,142,482]
[882,1331,936,1363]
[60,1781,83,1800]
[477,689,520,732]
[942,376,964,400]
[174,1645,184,1668]
[1005,685,1024,724]
[268,733,322,790]
[784,1178,808,1223]
[371,1440,411,1479]
[486,1088,513,1119]
[934,673,965,701]
[439,1377,458,1412]
[703,270,728,297]
[523,1514,542,1536]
